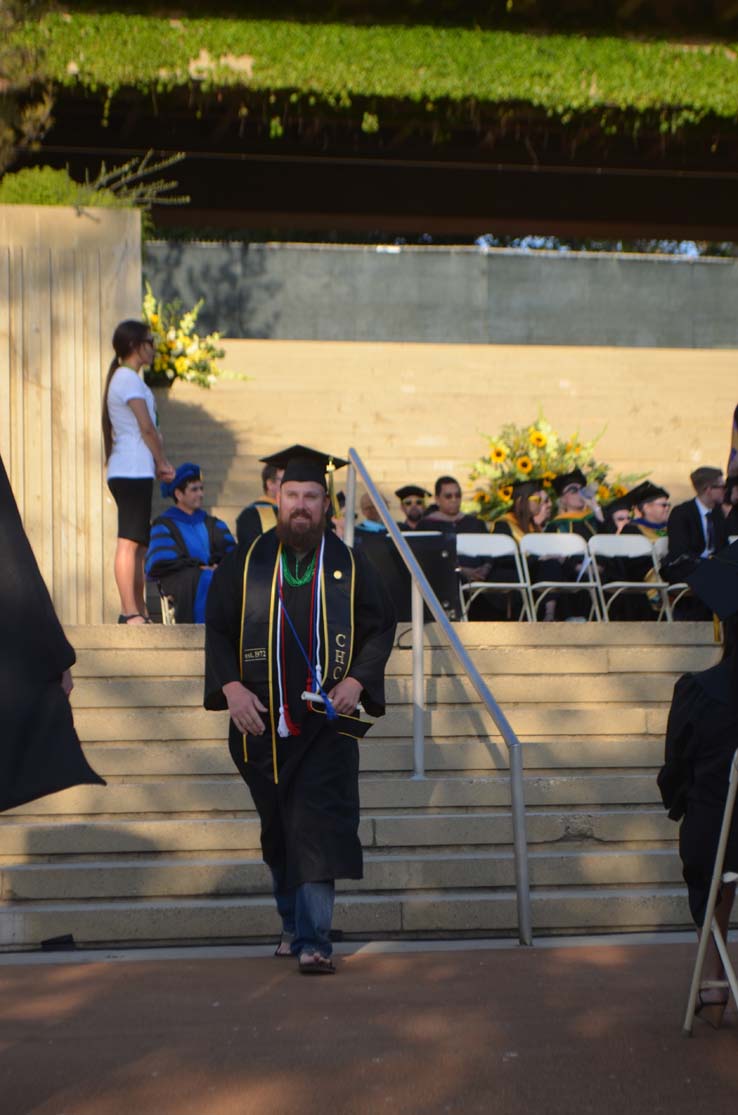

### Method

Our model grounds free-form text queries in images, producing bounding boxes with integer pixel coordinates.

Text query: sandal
[117,613,151,625]
[274,932,294,958]
[298,951,336,975]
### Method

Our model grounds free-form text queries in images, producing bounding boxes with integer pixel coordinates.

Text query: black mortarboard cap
[259,445,348,490]
[395,485,431,500]
[551,468,587,496]
[628,480,669,508]
[604,493,633,516]
[511,478,542,499]
[687,541,738,620]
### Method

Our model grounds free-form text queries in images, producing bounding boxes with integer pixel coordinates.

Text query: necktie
[706,511,715,553]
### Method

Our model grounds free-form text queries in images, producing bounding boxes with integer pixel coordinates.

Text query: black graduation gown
[235,501,277,549]
[658,661,738,925]
[204,534,395,890]
[0,456,104,813]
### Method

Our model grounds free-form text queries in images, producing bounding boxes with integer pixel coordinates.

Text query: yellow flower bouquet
[469,416,640,522]
[142,282,229,389]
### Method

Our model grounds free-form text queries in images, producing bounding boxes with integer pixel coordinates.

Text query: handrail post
[344,461,356,549]
[509,742,533,946]
[411,580,425,779]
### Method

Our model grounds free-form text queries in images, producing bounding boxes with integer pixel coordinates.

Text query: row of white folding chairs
[456,531,684,622]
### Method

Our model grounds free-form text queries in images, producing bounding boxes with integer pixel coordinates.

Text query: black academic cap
[628,480,669,508]
[687,541,738,620]
[551,468,587,496]
[604,493,633,516]
[395,484,430,500]
[511,478,542,499]
[259,445,348,489]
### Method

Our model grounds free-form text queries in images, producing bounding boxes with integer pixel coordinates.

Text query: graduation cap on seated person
[160,462,202,500]
[511,478,543,500]
[627,480,670,509]
[551,468,587,496]
[687,540,738,622]
[395,484,431,501]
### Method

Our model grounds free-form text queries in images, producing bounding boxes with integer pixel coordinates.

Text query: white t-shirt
[106,366,158,480]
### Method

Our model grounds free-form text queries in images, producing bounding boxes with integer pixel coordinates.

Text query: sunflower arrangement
[469,416,638,521]
[142,282,228,389]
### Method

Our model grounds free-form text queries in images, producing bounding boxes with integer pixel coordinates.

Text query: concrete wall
[143,242,738,347]
[0,206,142,624]
[159,340,738,524]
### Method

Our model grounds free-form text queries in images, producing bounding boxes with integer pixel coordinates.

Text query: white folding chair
[456,534,533,622]
[652,535,691,617]
[519,533,601,621]
[588,534,672,621]
[682,749,738,1035]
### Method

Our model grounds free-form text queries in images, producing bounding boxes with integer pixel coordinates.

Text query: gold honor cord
[267,545,282,783]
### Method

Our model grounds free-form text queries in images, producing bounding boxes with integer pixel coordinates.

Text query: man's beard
[406,506,424,523]
[276,510,326,553]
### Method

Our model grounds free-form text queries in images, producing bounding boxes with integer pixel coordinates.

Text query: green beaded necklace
[281,549,317,587]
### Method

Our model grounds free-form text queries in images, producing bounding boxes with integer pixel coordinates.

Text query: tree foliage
[0,1,54,174]
[11,10,738,144]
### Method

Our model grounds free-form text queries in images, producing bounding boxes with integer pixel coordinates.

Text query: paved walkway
[1,937,736,1115]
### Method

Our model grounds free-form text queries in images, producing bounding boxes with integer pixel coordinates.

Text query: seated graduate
[492,479,547,542]
[630,481,671,541]
[355,492,388,534]
[146,462,235,623]
[417,474,490,586]
[235,461,283,548]
[395,484,430,531]
[658,545,738,1029]
[546,468,604,538]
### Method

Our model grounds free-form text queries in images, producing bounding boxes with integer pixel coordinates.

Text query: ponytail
[101,319,150,463]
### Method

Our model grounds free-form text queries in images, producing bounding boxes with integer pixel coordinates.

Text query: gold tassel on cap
[713,614,722,643]
[326,456,339,518]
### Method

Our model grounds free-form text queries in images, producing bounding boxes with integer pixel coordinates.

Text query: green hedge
[13,11,738,126]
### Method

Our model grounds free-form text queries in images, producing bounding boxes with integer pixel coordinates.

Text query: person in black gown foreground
[0,455,103,815]
[204,446,395,975]
[658,542,738,1028]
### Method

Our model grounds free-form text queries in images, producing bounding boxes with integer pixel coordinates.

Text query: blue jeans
[273,877,335,958]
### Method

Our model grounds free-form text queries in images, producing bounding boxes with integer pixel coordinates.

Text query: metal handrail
[344,450,533,946]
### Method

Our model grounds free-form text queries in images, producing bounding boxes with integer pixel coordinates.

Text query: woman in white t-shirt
[102,320,175,624]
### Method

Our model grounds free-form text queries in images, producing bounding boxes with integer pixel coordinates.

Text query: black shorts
[108,477,153,545]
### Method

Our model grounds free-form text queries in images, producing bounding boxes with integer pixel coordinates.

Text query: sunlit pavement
[1,936,736,1115]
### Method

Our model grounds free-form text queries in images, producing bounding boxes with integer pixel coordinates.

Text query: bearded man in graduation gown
[204,445,396,975]
[0,455,104,813]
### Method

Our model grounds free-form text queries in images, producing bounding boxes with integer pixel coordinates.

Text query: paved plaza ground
[1,935,736,1115]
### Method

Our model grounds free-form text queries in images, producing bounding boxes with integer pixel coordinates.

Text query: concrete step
[72,737,666,777]
[0,886,691,949]
[69,672,683,707]
[65,622,716,649]
[0,809,677,858]
[3,774,665,819]
[69,644,718,681]
[0,848,682,902]
[67,704,670,743]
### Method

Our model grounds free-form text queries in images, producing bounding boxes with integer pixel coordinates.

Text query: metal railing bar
[345,451,533,946]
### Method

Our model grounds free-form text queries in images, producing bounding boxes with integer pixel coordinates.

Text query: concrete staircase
[0,622,720,949]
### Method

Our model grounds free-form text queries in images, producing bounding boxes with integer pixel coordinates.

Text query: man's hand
[60,669,74,697]
[327,676,362,715]
[223,681,267,735]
